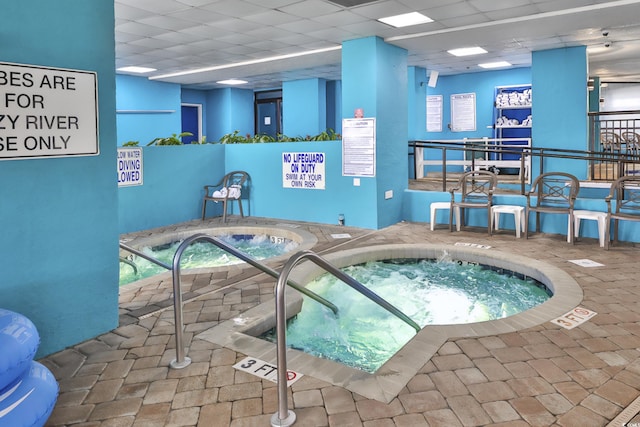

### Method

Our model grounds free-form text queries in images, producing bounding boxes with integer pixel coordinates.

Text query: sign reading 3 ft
[233,356,302,387]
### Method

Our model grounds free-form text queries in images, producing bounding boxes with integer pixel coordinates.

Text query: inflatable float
[0,309,58,427]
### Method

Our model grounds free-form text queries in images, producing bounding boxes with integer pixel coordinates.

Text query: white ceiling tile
[112,0,640,88]
[279,0,343,18]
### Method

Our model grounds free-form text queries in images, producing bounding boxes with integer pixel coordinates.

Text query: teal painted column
[408,66,427,140]
[206,87,254,139]
[532,46,588,179]
[342,36,408,228]
[2,0,119,356]
[283,78,327,137]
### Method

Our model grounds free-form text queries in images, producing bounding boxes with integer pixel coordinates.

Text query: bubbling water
[263,258,550,373]
[119,234,298,285]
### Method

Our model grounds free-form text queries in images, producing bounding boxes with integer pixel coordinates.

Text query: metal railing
[410,140,640,193]
[271,249,421,427]
[119,234,340,369]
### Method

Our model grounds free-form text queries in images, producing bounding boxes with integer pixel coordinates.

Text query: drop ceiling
[114,0,640,90]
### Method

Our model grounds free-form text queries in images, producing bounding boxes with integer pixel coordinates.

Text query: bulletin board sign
[0,61,99,160]
[450,92,476,132]
[117,148,143,187]
[282,152,325,189]
[342,118,376,177]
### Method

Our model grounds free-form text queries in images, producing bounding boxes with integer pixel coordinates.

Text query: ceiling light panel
[448,46,488,56]
[378,12,433,28]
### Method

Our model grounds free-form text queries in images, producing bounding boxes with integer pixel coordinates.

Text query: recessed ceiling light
[447,47,488,57]
[116,66,157,74]
[216,79,248,85]
[478,61,512,69]
[378,12,433,28]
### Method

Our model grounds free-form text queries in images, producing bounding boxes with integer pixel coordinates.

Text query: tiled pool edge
[196,243,584,403]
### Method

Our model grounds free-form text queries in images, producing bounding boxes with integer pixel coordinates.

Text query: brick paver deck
[41,216,640,426]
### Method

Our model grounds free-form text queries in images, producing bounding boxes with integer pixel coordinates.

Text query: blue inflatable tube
[0,361,59,427]
[0,309,40,391]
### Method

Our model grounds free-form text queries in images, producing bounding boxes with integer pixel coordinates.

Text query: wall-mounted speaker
[428,70,439,88]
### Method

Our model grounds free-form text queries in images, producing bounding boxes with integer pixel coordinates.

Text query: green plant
[218,129,342,144]
[122,140,140,147]
[147,132,193,146]
[219,130,248,144]
[310,128,341,141]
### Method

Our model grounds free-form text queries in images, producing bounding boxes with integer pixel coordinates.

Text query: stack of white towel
[212,184,241,199]
[495,88,532,107]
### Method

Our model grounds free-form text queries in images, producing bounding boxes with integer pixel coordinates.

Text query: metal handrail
[271,249,421,427]
[119,242,172,270]
[410,140,640,191]
[118,256,138,275]
[120,234,340,370]
[172,234,342,368]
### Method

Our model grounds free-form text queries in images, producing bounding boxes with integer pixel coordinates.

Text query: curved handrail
[271,250,421,426]
[120,235,339,370]
[118,256,138,275]
[169,234,339,369]
[119,242,172,270]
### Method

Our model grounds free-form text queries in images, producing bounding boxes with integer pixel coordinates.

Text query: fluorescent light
[447,47,487,57]
[378,12,433,28]
[150,45,341,80]
[117,66,157,74]
[217,79,248,85]
[478,61,512,69]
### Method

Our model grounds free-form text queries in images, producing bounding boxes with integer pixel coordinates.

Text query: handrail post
[270,253,303,427]
[271,250,421,426]
[442,148,447,192]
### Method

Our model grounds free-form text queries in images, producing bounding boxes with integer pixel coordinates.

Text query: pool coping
[119,224,318,293]
[195,243,584,403]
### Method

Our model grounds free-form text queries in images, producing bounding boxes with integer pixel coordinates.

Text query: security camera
[604,42,611,48]
[602,31,609,37]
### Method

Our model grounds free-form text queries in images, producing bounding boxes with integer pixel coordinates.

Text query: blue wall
[283,78,327,137]
[224,142,378,227]
[532,47,589,178]
[119,145,225,233]
[1,0,119,357]
[116,75,182,145]
[206,88,254,140]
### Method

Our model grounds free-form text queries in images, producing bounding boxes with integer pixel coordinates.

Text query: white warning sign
[233,356,302,387]
[117,147,143,186]
[282,152,325,189]
[0,61,99,160]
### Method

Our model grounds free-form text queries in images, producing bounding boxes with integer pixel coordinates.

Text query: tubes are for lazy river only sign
[0,61,99,160]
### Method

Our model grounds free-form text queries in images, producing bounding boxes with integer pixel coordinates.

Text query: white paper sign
[451,92,476,132]
[427,95,443,132]
[282,152,325,189]
[117,148,143,187]
[233,356,302,387]
[342,118,376,177]
[0,61,99,160]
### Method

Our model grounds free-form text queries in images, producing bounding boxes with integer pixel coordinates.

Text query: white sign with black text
[282,152,325,189]
[0,61,99,160]
[233,356,303,387]
[117,147,143,187]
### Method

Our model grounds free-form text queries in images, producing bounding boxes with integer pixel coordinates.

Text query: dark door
[181,104,199,144]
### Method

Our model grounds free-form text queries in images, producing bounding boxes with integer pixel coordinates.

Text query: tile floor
[41,216,640,427]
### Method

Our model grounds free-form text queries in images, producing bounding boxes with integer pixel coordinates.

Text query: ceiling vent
[327,0,378,7]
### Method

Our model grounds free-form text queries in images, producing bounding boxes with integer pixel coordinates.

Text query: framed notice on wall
[427,95,443,132]
[342,118,376,177]
[0,61,99,160]
[450,92,476,132]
